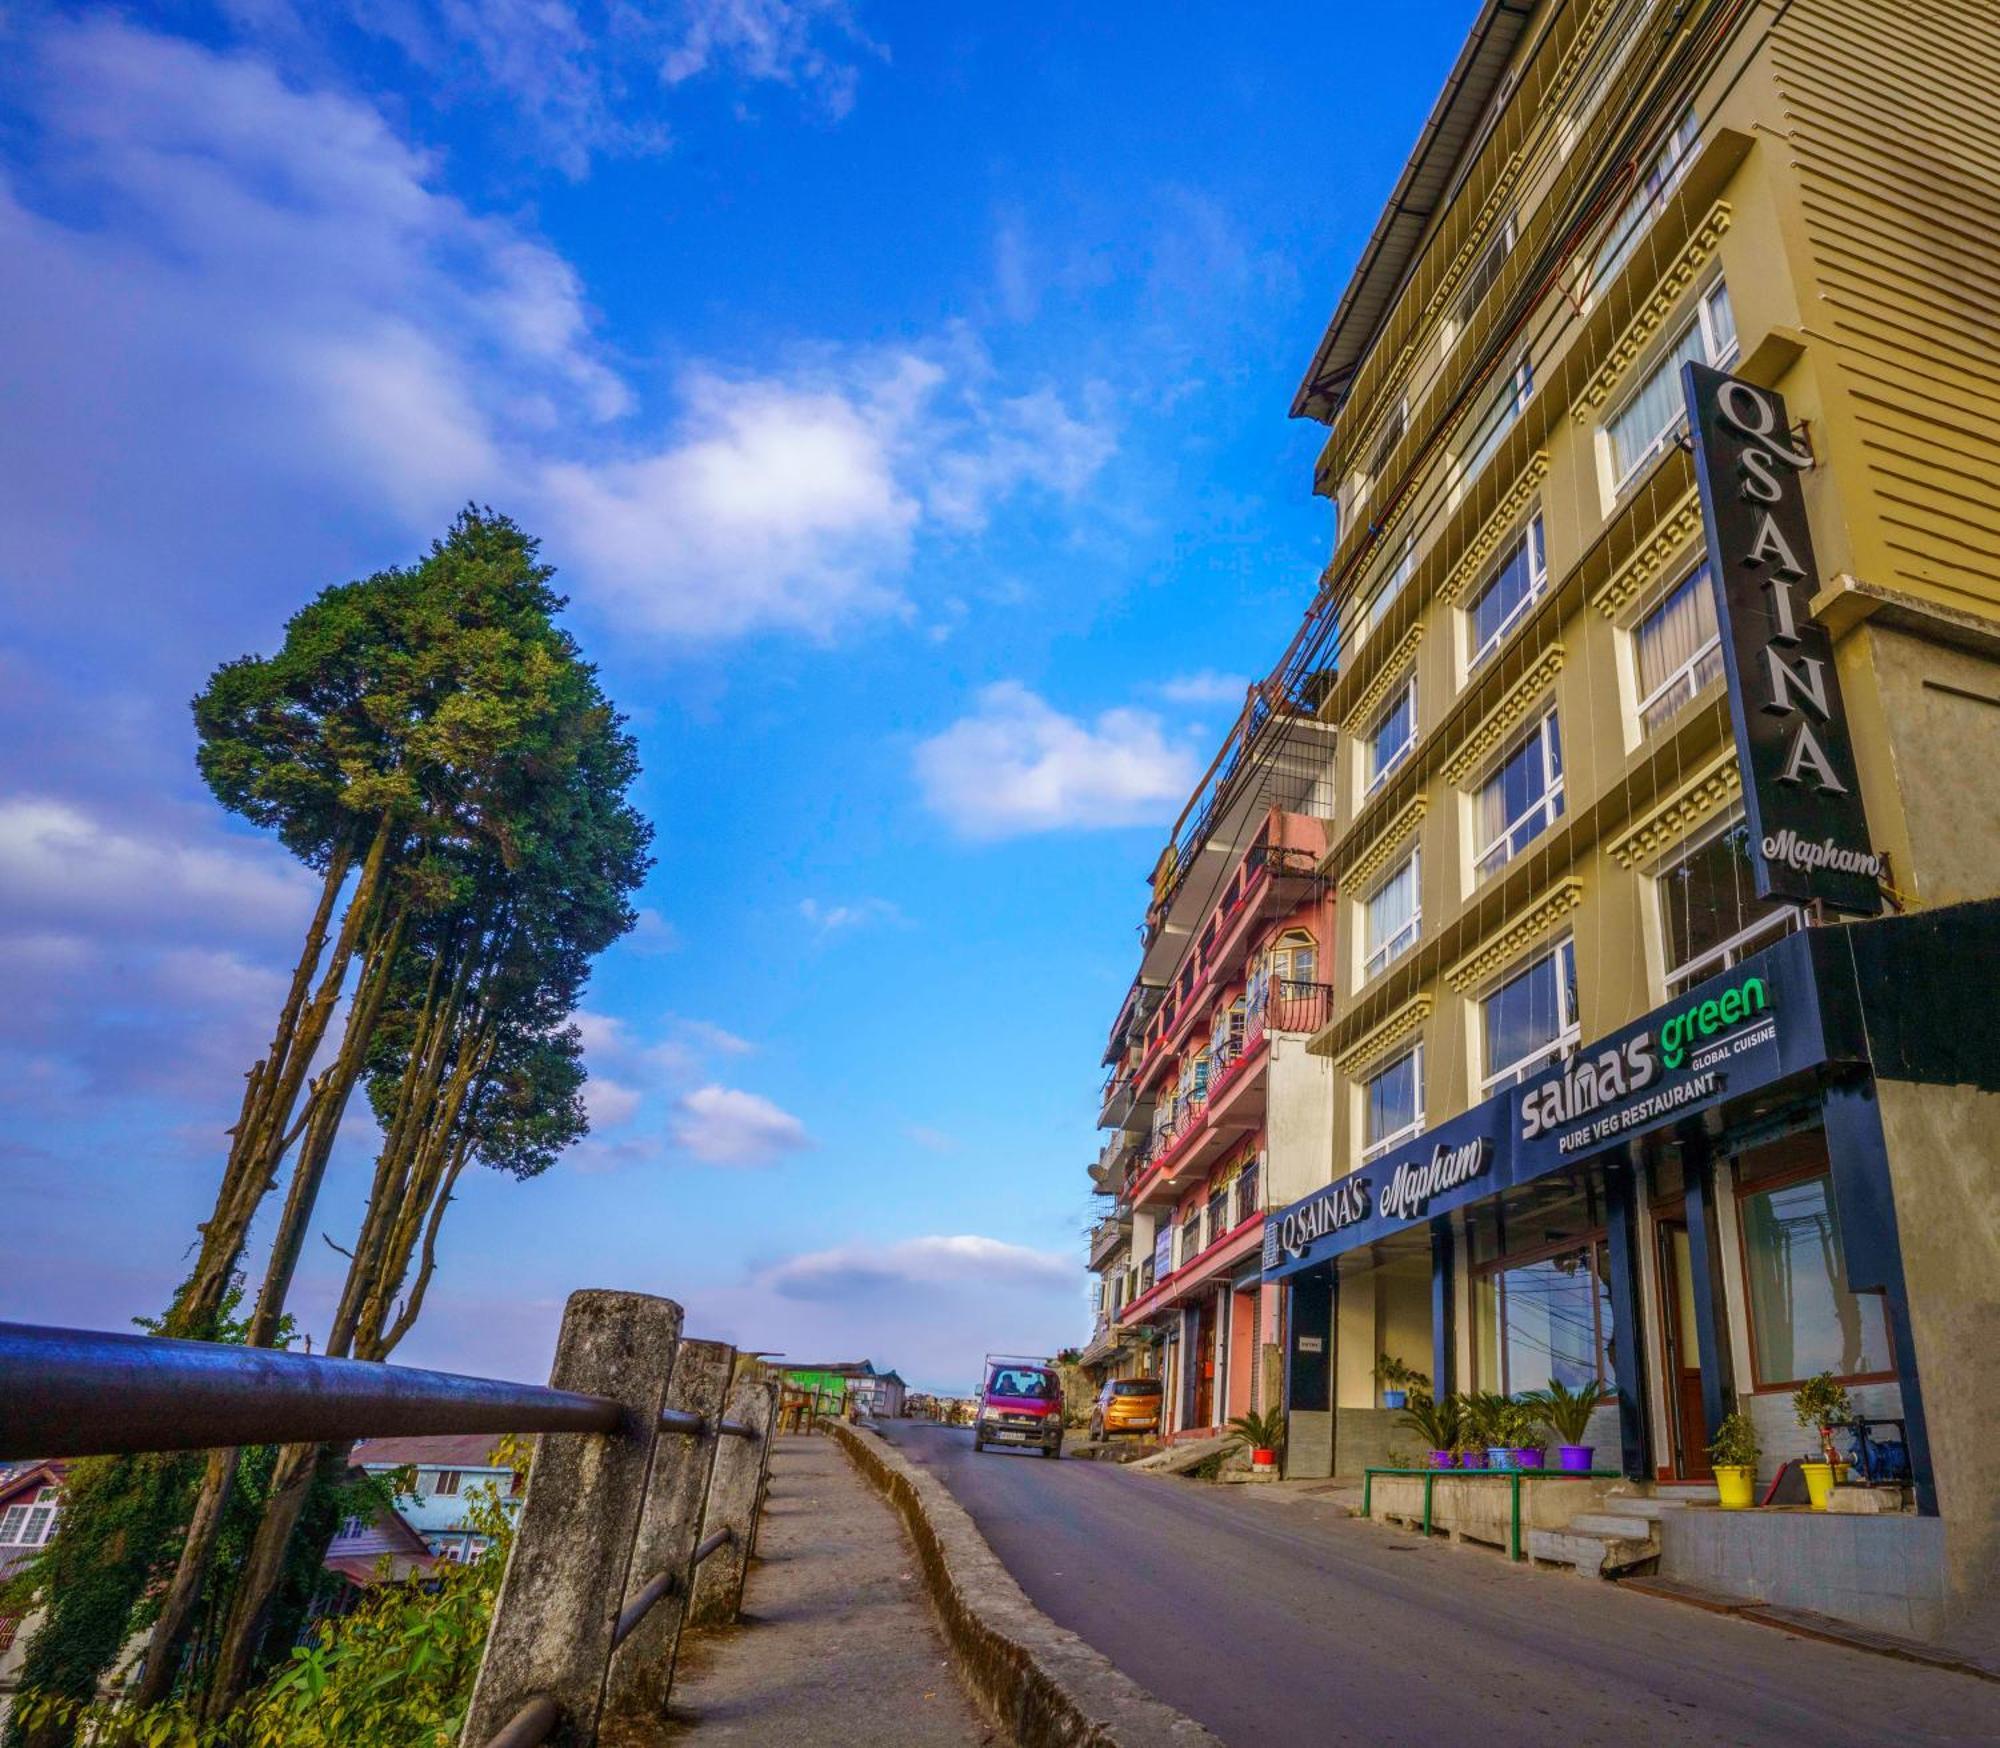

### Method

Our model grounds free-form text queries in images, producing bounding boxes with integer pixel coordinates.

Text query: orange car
[1088,1377,1163,1439]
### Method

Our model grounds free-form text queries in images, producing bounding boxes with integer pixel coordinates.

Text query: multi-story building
[1255,0,2000,1644]
[1081,703,1338,1438]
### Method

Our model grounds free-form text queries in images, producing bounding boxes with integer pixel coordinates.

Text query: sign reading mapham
[1682,362,1882,914]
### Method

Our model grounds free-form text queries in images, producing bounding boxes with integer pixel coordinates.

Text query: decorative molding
[1440,644,1567,787]
[1342,795,1429,893]
[1546,0,1622,111]
[1439,452,1551,607]
[1445,879,1586,994]
[1341,624,1425,736]
[1592,488,1705,619]
[1608,754,1742,869]
[1332,995,1434,1077]
[1571,200,1735,420]
[1423,145,1529,323]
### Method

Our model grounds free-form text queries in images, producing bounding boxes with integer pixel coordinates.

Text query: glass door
[1656,1218,1712,1479]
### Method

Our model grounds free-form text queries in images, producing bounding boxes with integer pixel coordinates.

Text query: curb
[828,1423,1222,1748]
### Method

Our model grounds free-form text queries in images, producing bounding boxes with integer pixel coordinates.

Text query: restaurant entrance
[1655,1214,1712,1480]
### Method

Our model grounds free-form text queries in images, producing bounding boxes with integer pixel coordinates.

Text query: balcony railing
[1271,978,1333,1035]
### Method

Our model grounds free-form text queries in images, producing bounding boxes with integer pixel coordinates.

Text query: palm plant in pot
[1708,1410,1760,1509]
[1394,1390,1461,1468]
[1464,1391,1513,1469]
[1792,1372,1853,1509]
[1374,1353,1430,1411]
[1225,1405,1287,1471]
[1527,1379,1613,1472]
[1503,1397,1546,1469]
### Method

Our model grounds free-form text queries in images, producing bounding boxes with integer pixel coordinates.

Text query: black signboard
[1682,362,1881,914]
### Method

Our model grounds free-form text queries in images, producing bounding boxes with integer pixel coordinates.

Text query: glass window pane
[1475,1246,1612,1394]
[1365,1049,1421,1147]
[1483,947,1570,1082]
[1740,1175,1892,1383]
[1469,519,1544,656]
[1609,318,1708,483]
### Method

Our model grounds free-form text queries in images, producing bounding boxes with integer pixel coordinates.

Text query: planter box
[1368,1473,1621,1557]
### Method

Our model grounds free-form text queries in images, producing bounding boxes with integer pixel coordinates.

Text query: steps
[1527,1485,1713,1576]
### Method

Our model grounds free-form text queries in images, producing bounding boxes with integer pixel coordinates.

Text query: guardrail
[0,1290,782,1748]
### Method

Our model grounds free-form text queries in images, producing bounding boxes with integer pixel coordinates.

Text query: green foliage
[1709,1411,1761,1469]
[1222,1406,1286,1455]
[1792,1372,1853,1433]
[1373,1353,1430,1392]
[1394,1391,1461,1451]
[10,1480,517,1748]
[1459,1391,1509,1448]
[1524,1379,1613,1445]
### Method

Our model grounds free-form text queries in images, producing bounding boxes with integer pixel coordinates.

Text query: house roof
[323,1487,439,1588]
[353,1434,521,1469]
[1291,0,1537,421]
[782,1361,876,1377]
[0,1462,67,1509]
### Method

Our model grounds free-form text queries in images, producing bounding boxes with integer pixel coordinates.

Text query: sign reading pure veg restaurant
[1682,362,1881,915]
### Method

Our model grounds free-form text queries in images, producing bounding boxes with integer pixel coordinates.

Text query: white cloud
[1156,669,1251,707]
[584,1076,643,1130]
[660,0,880,119]
[673,1018,755,1056]
[623,908,682,955]
[762,1233,1072,1300]
[798,896,904,936]
[903,1124,959,1154]
[913,683,1199,840]
[671,1084,811,1165]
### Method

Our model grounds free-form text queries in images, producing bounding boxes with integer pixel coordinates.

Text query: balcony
[1088,1212,1131,1271]
[1097,1070,1155,1133]
[1271,978,1333,1035]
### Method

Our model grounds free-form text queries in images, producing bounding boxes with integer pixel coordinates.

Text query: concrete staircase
[1527,1482,1718,1577]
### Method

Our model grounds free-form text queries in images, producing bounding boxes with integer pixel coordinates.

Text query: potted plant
[1708,1411,1760,1509]
[1395,1390,1461,1468]
[1224,1405,1287,1471]
[1528,1379,1614,1472]
[1463,1391,1512,1469]
[1374,1353,1430,1412]
[1792,1372,1853,1510]
[1504,1398,1546,1469]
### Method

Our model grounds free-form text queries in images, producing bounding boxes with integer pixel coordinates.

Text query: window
[1272,929,1317,986]
[1467,515,1548,666]
[1460,353,1534,484]
[1590,109,1700,293]
[1355,536,1416,651]
[1457,213,1516,325]
[1634,561,1723,733]
[337,1514,366,1540]
[1480,939,1579,1095]
[432,1471,462,1498]
[1365,679,1417,795]
[1363,851,1421,980]
[1365,397,1407,487]
[1739,1171,1893,1386]
[1473,710,1565,880]
[1656,816,1801,994]
[0,1491,58,1548]
[1233,1158,1260,1226]
[1362,1046,1425,1164]
[1475,1241,1615,1394]
[1606,279,1738,492]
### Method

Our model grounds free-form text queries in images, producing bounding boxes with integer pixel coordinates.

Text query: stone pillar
[685,1372,779,1628]
[600,1339,735,1745]
[1429,1215,1455,1401]
[460,1290,682,1748]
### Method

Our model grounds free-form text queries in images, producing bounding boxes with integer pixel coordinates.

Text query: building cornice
[1340,794,1429,893]
[1440,643,1566,787]
[1341,623,1425,736]
[1607,750,1742,870]
[1332,994,1434,1077]
[1440,451,1551,608]
[1592,486,1704,619]
[1445,877,1586,993]
[1570,199,1735,421]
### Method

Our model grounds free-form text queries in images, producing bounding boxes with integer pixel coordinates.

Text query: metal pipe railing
[693,1526,733,1564]
[481,1694,561,1748]
[0,1322,626,1460]
[610,1570,676,1651]
[715,1419,758,1441]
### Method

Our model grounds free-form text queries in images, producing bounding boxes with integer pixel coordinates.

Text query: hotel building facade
[1250,0,2000,1642]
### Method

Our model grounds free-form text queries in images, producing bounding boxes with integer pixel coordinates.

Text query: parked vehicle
[1087,1377,1163,1440]
[972,1354,1065,1457]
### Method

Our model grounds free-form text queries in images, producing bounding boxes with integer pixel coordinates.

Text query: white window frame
[1355,534,1417,653]
[1589,108,1700,293]
[1466,513,1549,670]
[1364,677,1418,798]
[1633,560,1724,734]
[1606,279,1738,495]
[1654,813,1804,996]
[1478,938,1581,1097]
[1361,1044,1426,1165]
[1460,353,1535,486]
[1456,212,1517,328]
[1472,709,1565,881]
[1362,850,1422,982]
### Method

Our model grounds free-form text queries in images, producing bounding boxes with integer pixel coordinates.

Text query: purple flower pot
[1556,1444,1594,1473]
[1428,1449,1454,1469]
[1513,1446,1546,1470]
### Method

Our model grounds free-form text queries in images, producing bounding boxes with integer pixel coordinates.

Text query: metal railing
[1271,977,1334,1035]
[0,1293,783,1748]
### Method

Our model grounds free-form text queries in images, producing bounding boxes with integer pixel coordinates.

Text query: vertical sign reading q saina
[1682,362,1882,914]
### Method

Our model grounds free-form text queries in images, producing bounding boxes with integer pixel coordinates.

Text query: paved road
[878,1421,1996,1747]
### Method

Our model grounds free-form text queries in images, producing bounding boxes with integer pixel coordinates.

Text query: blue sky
[0,0,1469,1391]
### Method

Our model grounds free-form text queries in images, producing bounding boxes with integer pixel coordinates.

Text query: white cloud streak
[672,1084,811,1165]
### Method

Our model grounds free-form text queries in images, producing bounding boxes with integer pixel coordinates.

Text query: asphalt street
[878,1420,1998,1747]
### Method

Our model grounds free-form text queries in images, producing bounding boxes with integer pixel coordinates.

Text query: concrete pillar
[599,1339,734,1745]
[1604,1151,1654,1480]
[686,1373,779,1628]
[460,1290,682,1748]
[1429,1216,1455,1399]
[1680,1125,1737,1455]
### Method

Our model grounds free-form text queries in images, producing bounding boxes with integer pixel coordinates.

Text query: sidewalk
[665,1433,993,1745]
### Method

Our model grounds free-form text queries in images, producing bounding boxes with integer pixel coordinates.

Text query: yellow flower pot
[1801,1460,1845,1510]
[1714,1463,1757,1509]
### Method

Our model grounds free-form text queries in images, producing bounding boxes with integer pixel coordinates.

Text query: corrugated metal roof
[353,1433,521,1468]
[1292,0,1537,422]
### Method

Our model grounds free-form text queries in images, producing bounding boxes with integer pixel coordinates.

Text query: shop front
[1266,905,2000,1507]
